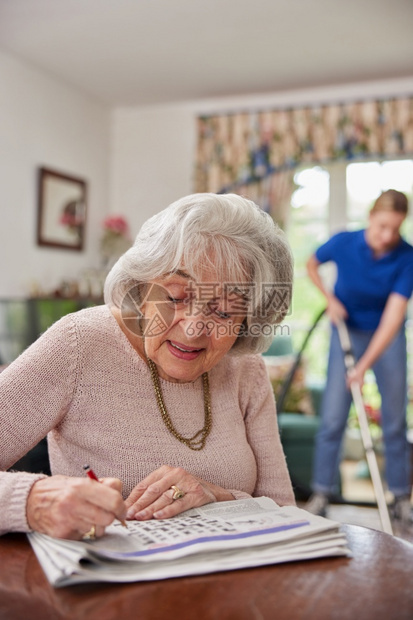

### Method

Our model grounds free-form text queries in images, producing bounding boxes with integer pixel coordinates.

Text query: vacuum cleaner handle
[336,320,393,535]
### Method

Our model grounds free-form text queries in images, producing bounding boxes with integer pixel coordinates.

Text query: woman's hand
[125,465,234,521]
[346,363,366,390]
[26,475,127,540]
[326,295,348,325]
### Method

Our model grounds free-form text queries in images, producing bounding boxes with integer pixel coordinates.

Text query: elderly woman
[0,193,294,540]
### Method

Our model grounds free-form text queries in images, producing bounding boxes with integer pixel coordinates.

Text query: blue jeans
[312,324,411,497]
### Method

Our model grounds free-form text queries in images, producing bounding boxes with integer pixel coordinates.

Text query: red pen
[83,464,128,528]
[83,464,100,482]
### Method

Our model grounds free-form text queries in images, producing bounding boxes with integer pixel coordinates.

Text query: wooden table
[0,524,412,620]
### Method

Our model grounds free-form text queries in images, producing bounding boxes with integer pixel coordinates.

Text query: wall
[110,76,413,236]
[1,49,412,298]
[109,104,196,236]
[0,50,111,297]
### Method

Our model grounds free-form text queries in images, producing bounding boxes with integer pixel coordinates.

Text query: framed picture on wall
[37,167,87,251]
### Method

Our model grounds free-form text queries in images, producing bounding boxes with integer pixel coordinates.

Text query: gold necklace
[146,357,212,451]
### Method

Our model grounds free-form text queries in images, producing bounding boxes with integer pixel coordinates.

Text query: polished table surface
[0,524,412,620]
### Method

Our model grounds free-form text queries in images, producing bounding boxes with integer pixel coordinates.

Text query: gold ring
[83,525,96,540]
[171,485,185,501]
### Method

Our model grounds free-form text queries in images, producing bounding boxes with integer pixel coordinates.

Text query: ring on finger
[170,485,185,501]
[83,524,96,540]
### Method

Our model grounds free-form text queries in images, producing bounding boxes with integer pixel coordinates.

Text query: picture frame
[37,167,87,251]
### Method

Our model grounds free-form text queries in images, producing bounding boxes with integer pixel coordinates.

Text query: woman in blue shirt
[305,190,413,527]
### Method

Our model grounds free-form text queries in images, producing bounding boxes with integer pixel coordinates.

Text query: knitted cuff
[0,472,48,535]
[227,489,253,501]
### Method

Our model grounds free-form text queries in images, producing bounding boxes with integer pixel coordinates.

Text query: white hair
[104,193,293,354]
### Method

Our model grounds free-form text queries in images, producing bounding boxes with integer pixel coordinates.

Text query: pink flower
[102,215,129,236]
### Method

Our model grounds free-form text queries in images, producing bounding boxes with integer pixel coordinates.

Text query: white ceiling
[0,0,412,107]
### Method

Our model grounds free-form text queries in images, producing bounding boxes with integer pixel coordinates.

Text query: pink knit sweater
[0,305,294,534]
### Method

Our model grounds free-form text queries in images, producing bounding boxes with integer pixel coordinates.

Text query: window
[287,166,330,380]
[347,159,413,236]
[285,158,413,423]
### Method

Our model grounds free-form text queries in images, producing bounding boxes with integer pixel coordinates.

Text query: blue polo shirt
[315,229,413,330]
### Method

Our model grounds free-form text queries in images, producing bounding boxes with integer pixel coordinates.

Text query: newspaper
[28,497,351,587]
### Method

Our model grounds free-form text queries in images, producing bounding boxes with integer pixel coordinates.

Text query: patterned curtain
[195,97,413,224]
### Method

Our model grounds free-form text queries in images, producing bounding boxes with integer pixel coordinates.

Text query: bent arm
[306,254,330,299]
[0,316,77,534]
[353,293,408,382]
[306,254,347,324]
[243,356,295,506]
[0,325,76,471]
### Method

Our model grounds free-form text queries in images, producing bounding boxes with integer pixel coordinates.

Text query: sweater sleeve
[0,314,78,534]
[242,355,295,506]
[0,472,47,535]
